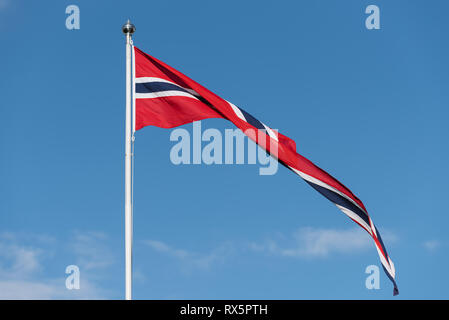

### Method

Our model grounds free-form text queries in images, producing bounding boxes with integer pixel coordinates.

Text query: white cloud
[144,240,233,270]
[70,231,115,271]
[249,227,397,258]
[0,240,42,279]
[0,280,65,299]
[0,278,105,300]
[0,232,114,299]
[288,227,372,257]
[423,240,440,252]
[0,0,9,11]
[145,240,190,259]
[144,227,398,268]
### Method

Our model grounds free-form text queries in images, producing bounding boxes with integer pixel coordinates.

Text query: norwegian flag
[133,46,399,295]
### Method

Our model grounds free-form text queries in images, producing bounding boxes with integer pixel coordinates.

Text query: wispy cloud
[144,240,233,270]
[249,227,397,258]
[0,0,9,11]
[0,236,68,299]
[0,231,114,299]
[423,240,440,252]
[70,231,115,271]
[144,227,398,269]
[0,280,65,299]
[0,278,106,299]
[0,240,42,279]
[145,240,190,259]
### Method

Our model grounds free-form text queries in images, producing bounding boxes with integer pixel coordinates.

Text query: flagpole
[122,19,135,300]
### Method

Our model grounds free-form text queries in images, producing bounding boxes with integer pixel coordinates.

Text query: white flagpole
[122,19,135,300]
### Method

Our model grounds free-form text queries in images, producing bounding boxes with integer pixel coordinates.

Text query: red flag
[133,46,398,295]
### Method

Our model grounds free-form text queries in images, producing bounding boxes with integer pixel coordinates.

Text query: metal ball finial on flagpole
[122,19,136,35]
[123,19,135,300]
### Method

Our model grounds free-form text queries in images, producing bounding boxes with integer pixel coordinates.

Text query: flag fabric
[133,46,399,295]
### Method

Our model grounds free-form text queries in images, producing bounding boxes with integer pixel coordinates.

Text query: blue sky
[0,0,448,299]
